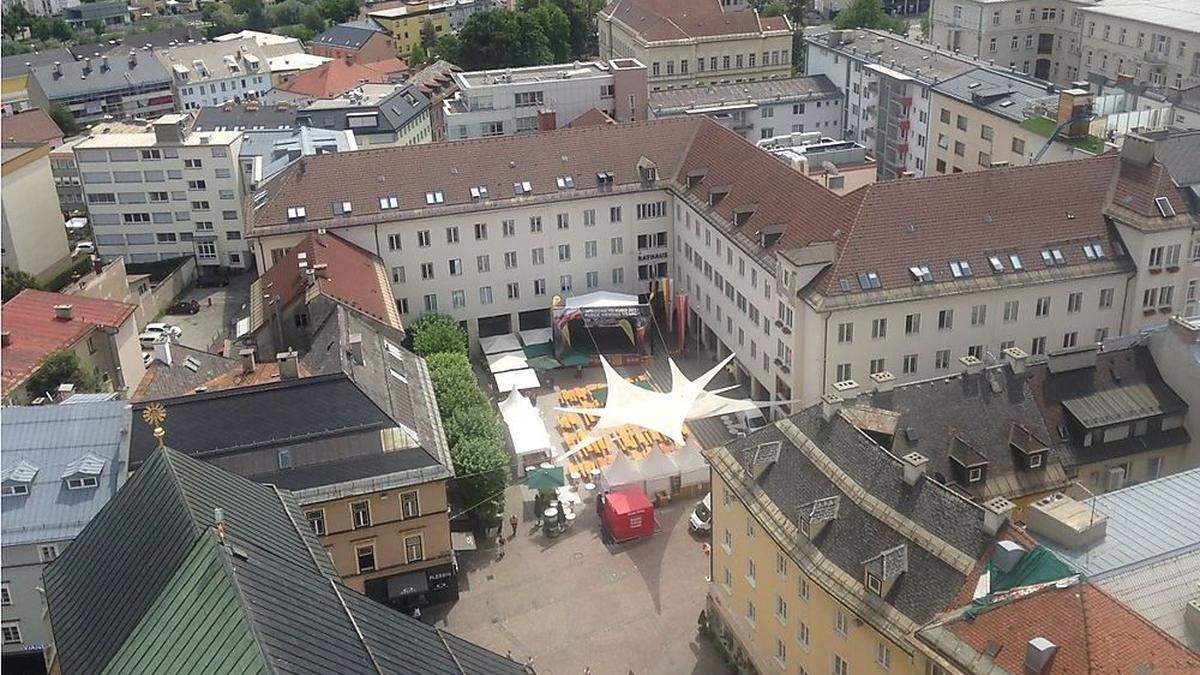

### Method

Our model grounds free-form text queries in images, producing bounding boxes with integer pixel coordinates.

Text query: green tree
[202,3,246,37]
[25,350,100,399]
[527,1,571,62]
[524,0,602,59]
[455,10,551,69]
[30,16,74,42]
[2,5,34,37]
[419,18,438,49]
[426,352,487,417]
[832,0,907,34]
[410,313,468,357]
[445,405,505,449]
[407,42,428,65]
[2,270,40,303]
[317,0,360,24]
[451,435,510,523]
[48,105,79,136]
[276,24,316,40]
[431,32,462,63]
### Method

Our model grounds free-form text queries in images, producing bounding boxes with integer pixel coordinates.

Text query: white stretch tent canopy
[494,368,540,392]
[487,351,528,374]
[563,290,639,309]
[480,333,523,355]
[519,327,553,346]
[498,386,554,460]
[601,451,643,491]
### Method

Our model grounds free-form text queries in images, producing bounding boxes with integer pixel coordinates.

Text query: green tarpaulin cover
[526,466,565,492]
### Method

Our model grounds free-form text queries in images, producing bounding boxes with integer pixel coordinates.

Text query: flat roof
[1081,0,1200,32]
[458,61,612,88]
[75,128,241,149]
[649,75,840,112]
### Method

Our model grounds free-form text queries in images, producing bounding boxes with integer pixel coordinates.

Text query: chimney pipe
[348,333,364,365]
[982,496,1015,535]
[277,350,299,379]
[820,393,844,422]
[959,354,983,375]
[54,304,74,320]
[154,340,173,366]
[239,347,256,374]
[1003,346,1029,375]
[901,452,929,486]
[869,370,895,393]
[1025,637,1058,674]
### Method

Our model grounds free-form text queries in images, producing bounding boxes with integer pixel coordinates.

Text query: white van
[689,493,712,533]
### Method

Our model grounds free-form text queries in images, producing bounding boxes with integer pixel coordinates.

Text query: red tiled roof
[564,108,615,128]
[1110,157,1190,220]
[1,290,136,395]
[816,154,1123,297]
[601,0,789,41]
[276,57,405,99]
[258,232,398,328]
[940,581,1200,673]
[2,108,64,146]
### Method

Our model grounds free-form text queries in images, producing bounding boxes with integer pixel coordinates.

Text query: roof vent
[1,331,10,347]
[901,452,928,486]
[54,304,74,321]
[993,539,1025,573]
[277,350,299,380]
[1025,637,1057,674]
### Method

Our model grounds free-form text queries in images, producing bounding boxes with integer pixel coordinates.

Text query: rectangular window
[306,510,326,535]
[478,287,491,305]
[971,304,986,326]
[405,534,424,563]
[903,354,918,374]
[1099,287,1114,309]
[1036,296,1051,317]
[871,318,887,339]
[938,309,954,330]
[935,349,951,370]
[837,322,853,344]
[355,544,376,573]
[453,289,467,308]
[2,623,21,645]
[39,544,58,562]
[905,313,921,335]
[351,501,371,528]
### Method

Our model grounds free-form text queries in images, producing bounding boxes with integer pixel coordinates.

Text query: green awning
[558,352,591,367]
[526,466,565,492]
[523,343,555,359]
[526,355,562,371]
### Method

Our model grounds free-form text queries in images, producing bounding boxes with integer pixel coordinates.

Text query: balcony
[899,119,911,131]
[1144,50,1169,65]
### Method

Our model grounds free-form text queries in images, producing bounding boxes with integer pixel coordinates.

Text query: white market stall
[638,445,678,499]
[518,327,553,346]
[668,444,710,495]
[487,351,528,374]
[480,333,523,355]
[494,368,540,392]
[600,450,643,491]
[498,386,554,473]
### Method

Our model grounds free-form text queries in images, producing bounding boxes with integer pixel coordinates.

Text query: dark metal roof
[724,407,993,625]
[42,448,334,675]
[250,449,439,490]
[128,374,396,466]
[311,22,382,50]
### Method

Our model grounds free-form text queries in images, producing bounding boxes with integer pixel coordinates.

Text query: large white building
[245,117,1198,411]
[648,76,843,141]
[154,36,307,110]
[442,59,648,139]
[598,0,794,91]
[929,0,1200,89]
[75,114,250,270]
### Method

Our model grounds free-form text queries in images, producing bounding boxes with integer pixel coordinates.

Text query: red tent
[601,488,656,542]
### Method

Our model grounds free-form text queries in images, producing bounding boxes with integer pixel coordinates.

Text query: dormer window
[1028,454,1043,469]
[863,544,907,598]
[949,260,972,278]
[709,189,728,207]
[1082,243,1104,260]
[1041,248,1065,266]
[2,460,38,497]
[1154,196,1176,218]
[857,271,882,290]
[988,256,1004,273]
[1009,253,1024,270]
[967,467,983,482]
[332,201,352,215]
[555,175,574,189]
[379,196,399,210]
[470,185,488,200]
[596,171,614,188]
[425,191,444,205]
[686,170,706,189]
[639,166,658,182]
[909,265,933,283]
[65,476,98,490]
[286,206,307,221]
[514,181,532,195]
[1,484,29,497]
[865,572,882,595]
[733,207,755,227]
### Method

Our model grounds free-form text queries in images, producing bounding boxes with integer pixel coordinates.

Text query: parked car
[138,322,182,348]
[689,493,712,533]
[167,299,200,315]
[196,271,230,287]
[73,241,95,255]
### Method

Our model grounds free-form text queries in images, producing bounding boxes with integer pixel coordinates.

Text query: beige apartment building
[2,143,73,281]
[705,406,1010,675]
[930,0,1200,89]
[598,0,793,91]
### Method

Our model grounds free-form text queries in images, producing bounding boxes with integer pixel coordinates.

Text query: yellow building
[704,406,1013,675]
[368,2,449,55]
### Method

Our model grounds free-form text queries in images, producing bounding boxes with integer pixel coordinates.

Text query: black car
[196,271,230,287]
[167,299,200,315]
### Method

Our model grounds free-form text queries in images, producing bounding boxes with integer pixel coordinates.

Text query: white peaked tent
[487,351,528,374]
[480,333,523,355]
[498,386,553,471]
[563,290,639,309]
[494,368,540,392]
[601,450,643,491]
[638,445,679,496]
[669,444,710,488]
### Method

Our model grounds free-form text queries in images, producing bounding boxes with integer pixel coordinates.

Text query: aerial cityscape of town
[1,0,1199,672]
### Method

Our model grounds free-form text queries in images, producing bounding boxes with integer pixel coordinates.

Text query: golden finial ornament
[142,403,167,449]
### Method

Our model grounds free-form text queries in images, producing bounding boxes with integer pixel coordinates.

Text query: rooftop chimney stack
[1025,637,1058,674]
[1003,346,1029,374]
[54,304,74,321]
[239,348,256,374]
[901,451,929,486]
[982,496,1015,535]
[820,392,844,422]
[154,340,173,367]
[1121,131,1155,166]
[869,370,896,393]
[537,109,557,131]
[959,354,983,375]
[277,350,299,379]
[129,50,137,68]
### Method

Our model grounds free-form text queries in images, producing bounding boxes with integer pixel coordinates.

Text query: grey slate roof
[1148,127,1200,188]
[934,67,1058,123]
[193,104,300,131]
[68,26,206,59]
[0,401,130,547]
[724,407,993,624]
[43,448,519,674]
[239,126,357,182]
[0,48,74,79]
[298,82,430,135]
[311,21,384,51]
[856,367,1070,503]
[128,374,398,466]
[42,448,336,675]
[132,343,239,401]
[648,75,841,113]
[29,51,171,101]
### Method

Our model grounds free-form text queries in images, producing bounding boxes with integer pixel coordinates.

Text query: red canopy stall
[601,488,656,543]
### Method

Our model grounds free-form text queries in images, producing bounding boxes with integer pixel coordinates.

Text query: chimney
[820,392,844,422]
[1185,598,1200,649]
[869,370,896,393]
[831,378,860,401]
[277,350,299,379]
[312,262,328,278]
[1121,131,1155,166]
[537,108,557,131]
[154,340,173,366]
[55,383,76,402]
[982,496,1015,535]
[958,354,983,375]
[53,61,63,77]
[239,347,256,374]
[1003,346,1029,374]
[348,333,364,365]
[901,451,928,486]
[1025,637,1058,674]
[1046,344,1098,374]
[129,50,137,68]
[101,54,109,71]
[993,539,1026,573]
[1,331,10,347]
[54,304,74,320]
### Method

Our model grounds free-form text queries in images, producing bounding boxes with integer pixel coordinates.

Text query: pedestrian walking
[509,514,519,538]
[496,533,506,560]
